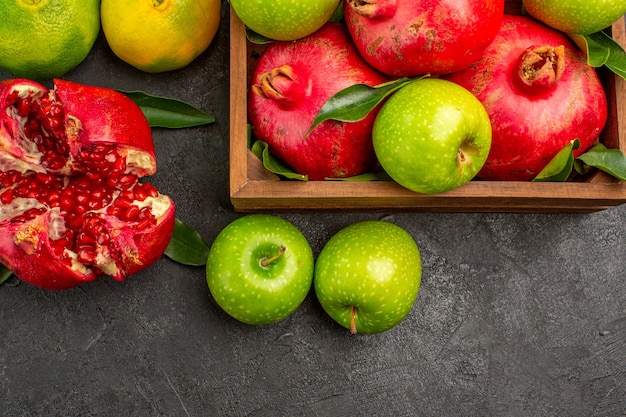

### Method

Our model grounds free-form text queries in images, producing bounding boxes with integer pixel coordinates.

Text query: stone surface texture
[1,4,625,416]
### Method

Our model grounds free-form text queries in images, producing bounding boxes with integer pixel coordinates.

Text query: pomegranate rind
[0,210,97,290]
[248,23,389,180]
[100,194,176,281]
[121,197,176,278]
[53,78,157,177]
[446,15,608,181]
[344,0,505,77]
[0,192,175,290]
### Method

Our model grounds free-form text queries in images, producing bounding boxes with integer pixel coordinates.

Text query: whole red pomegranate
[0,78,176,290]
[446,15,608,181]
[248,23,389,180]
[344,0,505,77]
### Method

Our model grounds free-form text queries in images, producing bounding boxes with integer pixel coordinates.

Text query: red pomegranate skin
[248,23,389,180]
[446,15,608,181]
[54,79,157,176]
[0,78,175,290]
[344,0,505,77]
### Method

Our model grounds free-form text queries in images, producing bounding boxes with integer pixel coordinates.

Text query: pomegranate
[445,15,608,181]
[344,0,505,77]
[248,23,389,180]
[0,78,176,290]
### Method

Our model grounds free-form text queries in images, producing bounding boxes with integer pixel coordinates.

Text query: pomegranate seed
[0,189,13,204]
[24,208,42,220]
[75,193,89,205]
[77,249,96,264]
[26,118,40,134]
[135,218,157,230]
[106,205,122,217]
[60,196,74,210]
[34,172,55,186]
[96,233,109,245]
[118,174,136,186]
[86,200,102,210]
[1,171,21,187]
[17,99,30,117]
[114,197,133,208]
[113,157,126,173]
[123,205,140,221]
[74,177,90,190]
[133,187,148,201]
[61,256,73,268]
[91,188,104,201]
[17,184,29,195]
[105,177,119,188]
[76,232,97,245]
[49,103,62,117]
[50,242,66,257]
[68,215,85,231]
[145,184,159,198]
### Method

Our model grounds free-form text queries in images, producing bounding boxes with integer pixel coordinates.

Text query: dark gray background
[1,4,625,416]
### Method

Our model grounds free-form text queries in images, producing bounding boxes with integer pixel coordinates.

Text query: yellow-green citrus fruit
[230,0,341,41]
[522,0,626,35]
[100,0,221,73]
[0,0,100,80]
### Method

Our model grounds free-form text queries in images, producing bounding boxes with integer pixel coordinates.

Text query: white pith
[126,150,156,174]
[2,86,56,174]
[0,197,46,222]
[139,194,171,218]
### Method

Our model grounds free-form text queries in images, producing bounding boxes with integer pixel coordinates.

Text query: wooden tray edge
[229,8,626,213]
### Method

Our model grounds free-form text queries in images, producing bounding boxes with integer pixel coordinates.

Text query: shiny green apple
[206,214,314,325]
[522,0,626,35]
[230,0,341,41]
[314,220,422,335]
[372,78,492,194]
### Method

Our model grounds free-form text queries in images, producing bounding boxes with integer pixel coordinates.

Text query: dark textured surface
[1,4,625,416]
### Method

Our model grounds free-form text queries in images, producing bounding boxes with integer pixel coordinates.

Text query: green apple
[205,214,314,325]
[372,78,492,194]
[230,0,342,41]
[314,220,422,334]
[522,0,626,35]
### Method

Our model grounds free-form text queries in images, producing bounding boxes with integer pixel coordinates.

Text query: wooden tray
[229,3,626,213]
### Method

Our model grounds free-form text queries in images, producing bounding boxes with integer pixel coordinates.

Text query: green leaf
[329,1,344,22]
[247,123,253,150]
[576,143,626,181]
[119,90,215,128]
[245,28,275,45]
[533,139,580,182]
[164,218,210,266]
[251,140,308,181]
[573,32,626,79]
[307,77,420,135]
[0,265,13,286]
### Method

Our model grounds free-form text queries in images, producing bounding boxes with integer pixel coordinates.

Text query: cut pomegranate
[0,78,175,290]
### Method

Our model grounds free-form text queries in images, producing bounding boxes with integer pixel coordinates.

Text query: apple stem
[260,245,286,268]
[350,306,358,335]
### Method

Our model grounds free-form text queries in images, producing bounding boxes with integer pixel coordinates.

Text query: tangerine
[101,0,221,73]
